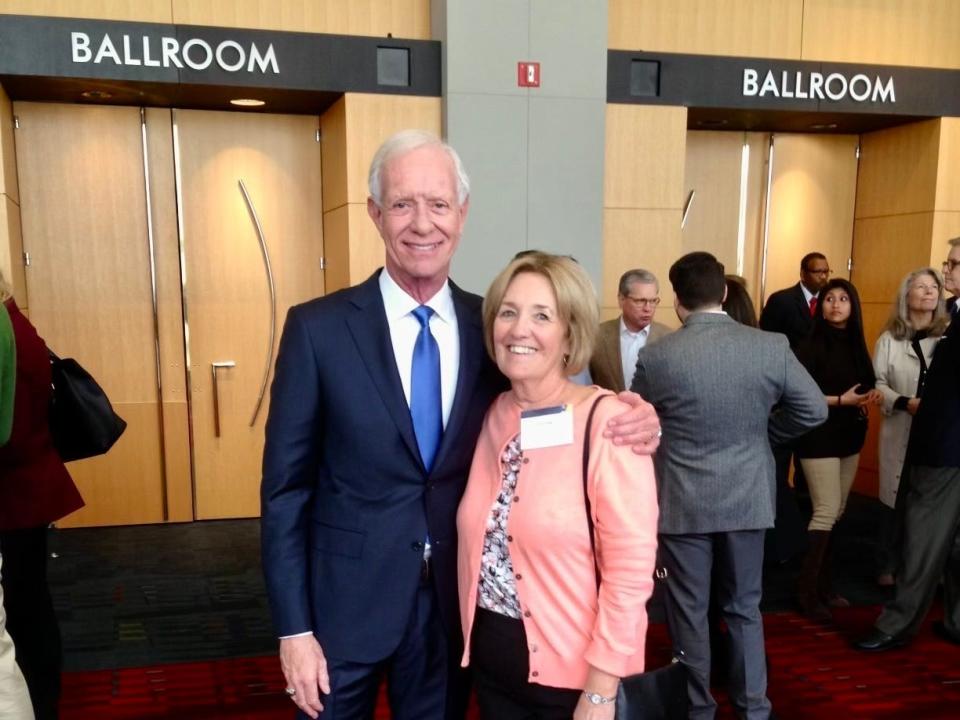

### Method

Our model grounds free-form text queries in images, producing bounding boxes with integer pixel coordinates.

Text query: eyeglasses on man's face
[804,267,833,277]
[624,296,660,308]
[943,259,960,273]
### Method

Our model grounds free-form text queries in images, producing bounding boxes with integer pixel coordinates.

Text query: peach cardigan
[457,387,659,689]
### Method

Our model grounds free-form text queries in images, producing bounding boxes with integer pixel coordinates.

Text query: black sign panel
[0,14,440,99]
[608,50,960,119]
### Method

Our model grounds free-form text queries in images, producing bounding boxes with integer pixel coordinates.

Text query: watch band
[583,690,616,705]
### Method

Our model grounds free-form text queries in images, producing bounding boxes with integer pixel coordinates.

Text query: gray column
[433,0,608,295]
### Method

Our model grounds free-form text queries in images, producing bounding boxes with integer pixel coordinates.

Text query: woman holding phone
[793,278,881,621]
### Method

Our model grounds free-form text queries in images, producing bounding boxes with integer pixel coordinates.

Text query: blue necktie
[410,306,442,471]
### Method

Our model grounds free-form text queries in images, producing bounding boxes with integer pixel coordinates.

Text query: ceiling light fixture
[230,98,266,107]
[81,90,112,100]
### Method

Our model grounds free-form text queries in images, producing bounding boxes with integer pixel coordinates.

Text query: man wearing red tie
[759,253,832,348]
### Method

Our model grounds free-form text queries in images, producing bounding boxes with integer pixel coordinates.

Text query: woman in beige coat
[873,267,950,585]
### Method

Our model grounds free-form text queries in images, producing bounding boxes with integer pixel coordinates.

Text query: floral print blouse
[476,434,523,619]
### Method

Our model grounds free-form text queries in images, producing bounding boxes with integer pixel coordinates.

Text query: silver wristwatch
[583,690,616,705]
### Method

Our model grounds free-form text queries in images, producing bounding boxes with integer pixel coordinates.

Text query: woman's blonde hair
[882,267,950,340]
[482,252,599,375]
[0,268,12,302]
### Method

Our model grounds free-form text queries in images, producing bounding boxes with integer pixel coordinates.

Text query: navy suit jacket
[759,282,814,349]
[261,270,505,663]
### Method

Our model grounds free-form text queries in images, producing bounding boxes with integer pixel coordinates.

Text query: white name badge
[520,404,574,451]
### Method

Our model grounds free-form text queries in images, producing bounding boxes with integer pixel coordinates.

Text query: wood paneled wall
[603,105,686,325]
[801,0,960,69]
[0,83,24,310]
[609,0,803,59]
[0,0,170,22]
[609,0,960,69]
[320,94,441,292]
[0,0,431,38]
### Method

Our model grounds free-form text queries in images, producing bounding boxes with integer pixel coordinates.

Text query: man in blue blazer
[261,130,661,719]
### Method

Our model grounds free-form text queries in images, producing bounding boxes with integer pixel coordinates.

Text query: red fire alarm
[517,62,540,88]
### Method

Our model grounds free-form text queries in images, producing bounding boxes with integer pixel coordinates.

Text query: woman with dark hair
[793,278,881,621]
[722,275,758,328]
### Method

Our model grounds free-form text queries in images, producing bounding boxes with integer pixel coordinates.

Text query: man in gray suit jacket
[589,268,672,392]
[632,252,826,720]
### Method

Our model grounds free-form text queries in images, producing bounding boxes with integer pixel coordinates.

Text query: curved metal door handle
[211,361,236,437]
[238,179,276,427]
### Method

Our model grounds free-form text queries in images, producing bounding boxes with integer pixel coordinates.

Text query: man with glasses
[857,236,960,651]
[590,269,672,392]
[759,252,831,348]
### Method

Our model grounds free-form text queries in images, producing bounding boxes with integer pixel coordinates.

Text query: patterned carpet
[49,494,960,718]
[60,607,960,719]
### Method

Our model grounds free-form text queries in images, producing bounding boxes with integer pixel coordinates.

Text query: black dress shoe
[853,628,909,652]
[932,621,960,645]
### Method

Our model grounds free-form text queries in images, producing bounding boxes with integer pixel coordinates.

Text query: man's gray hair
[948,236,960,248]
[368,129,470,207]
[618,268,659,296]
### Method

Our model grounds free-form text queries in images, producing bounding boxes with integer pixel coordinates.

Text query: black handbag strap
[582,393,613,592]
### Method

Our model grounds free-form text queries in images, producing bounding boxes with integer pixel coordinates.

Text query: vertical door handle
[211,361,236,437]
[238,179,276,428]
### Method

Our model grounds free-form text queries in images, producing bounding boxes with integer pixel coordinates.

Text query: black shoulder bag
[49,351,127,462]
[582,394,689,720]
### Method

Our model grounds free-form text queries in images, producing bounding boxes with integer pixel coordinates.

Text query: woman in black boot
[794,278,881,620]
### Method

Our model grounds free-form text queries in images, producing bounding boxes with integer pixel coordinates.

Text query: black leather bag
[49,351,127,462]
[583,395,689,720]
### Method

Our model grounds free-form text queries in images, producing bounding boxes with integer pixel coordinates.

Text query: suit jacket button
[411,541,424,551]
[515,573,522,580]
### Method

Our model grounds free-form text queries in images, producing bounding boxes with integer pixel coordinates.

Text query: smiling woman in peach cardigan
[457,253,659,720]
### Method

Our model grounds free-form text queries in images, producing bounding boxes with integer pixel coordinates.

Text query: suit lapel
[345,272,422,468]
[793,283,810,320]
[606,321,625,392]
[432,281,483,473]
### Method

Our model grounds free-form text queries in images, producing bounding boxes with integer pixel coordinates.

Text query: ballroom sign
[607,49,960,119]
[70,31,280,74]
[0,13,441,103]
[742,68,895,103]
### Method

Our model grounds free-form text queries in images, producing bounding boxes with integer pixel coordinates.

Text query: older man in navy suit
[260,130,661,719]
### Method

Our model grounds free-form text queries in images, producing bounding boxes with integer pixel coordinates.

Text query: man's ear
[367,196,382,227]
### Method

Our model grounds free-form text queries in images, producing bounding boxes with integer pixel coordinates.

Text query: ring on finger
[285,687,297,697]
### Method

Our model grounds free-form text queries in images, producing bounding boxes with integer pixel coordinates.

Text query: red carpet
[62,608,960,719]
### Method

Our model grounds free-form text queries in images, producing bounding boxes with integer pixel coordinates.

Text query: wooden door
[175,110,323,519]
[15,102,168,527]
[763,134,860,302]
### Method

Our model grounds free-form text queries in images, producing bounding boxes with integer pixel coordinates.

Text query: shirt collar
[379,268,455,325]
[800,283,816,304]
[620,317,650,338]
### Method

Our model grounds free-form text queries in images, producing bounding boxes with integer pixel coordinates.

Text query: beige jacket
[589,317,671,392]
[873,330,940,508]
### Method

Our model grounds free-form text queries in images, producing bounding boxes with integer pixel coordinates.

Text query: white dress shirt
[379,269,460,428]
[620,318,650,390]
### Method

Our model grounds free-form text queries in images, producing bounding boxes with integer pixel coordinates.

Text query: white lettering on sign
[742,68,895,103]
[70,31,279,74]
